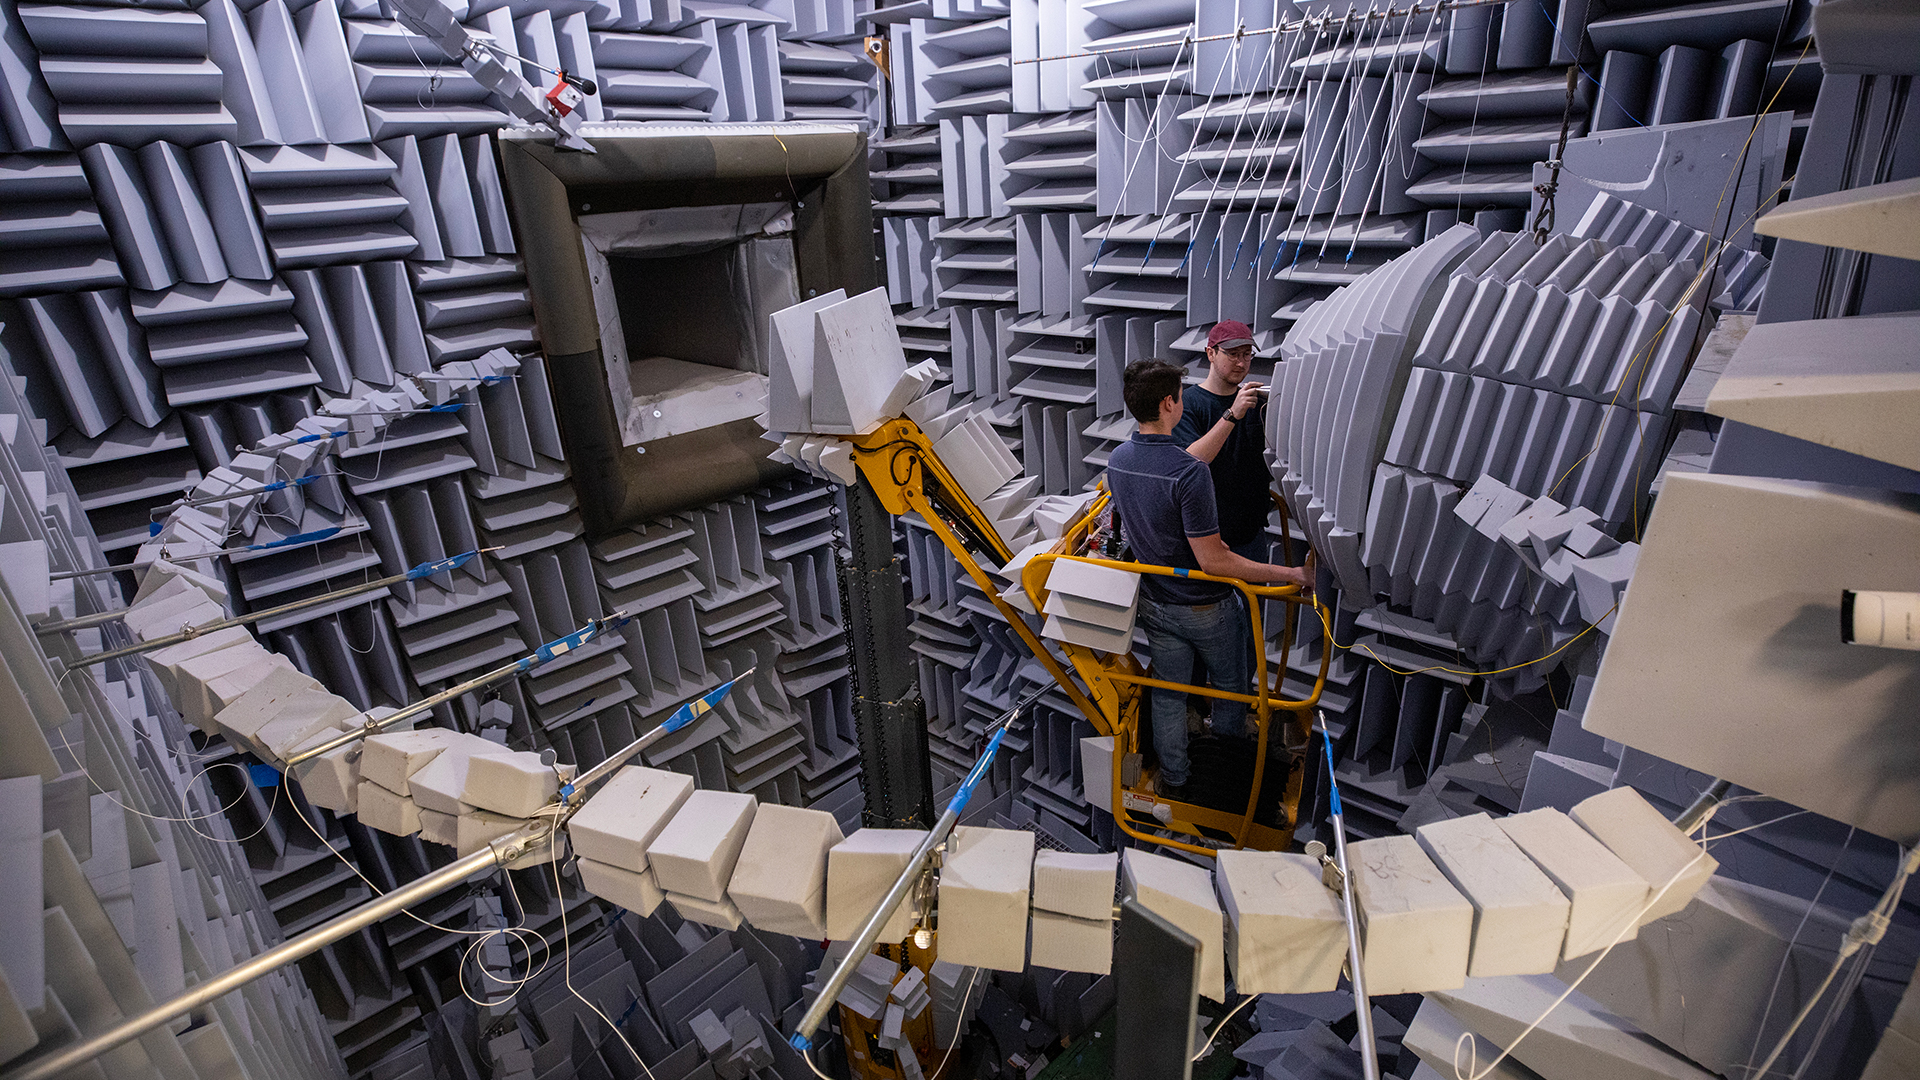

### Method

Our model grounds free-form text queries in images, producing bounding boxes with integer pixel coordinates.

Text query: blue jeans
[1140,594,1249,787]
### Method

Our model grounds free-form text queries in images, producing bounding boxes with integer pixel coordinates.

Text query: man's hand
[1229,381,1263,420]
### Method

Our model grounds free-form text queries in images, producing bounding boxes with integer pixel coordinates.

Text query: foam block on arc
[287,709,388,815]
[1122,849,1226,1002]
[1032,851,1115,921]
[726,803,843,938]
[145,625,256,698]
[200,650,297,724]
[419,808,458,847]
[407,735,517,815]
[361,728,466,795]
[358,781,421,837]
[1350,835,1475,995]
[1498,808,1650,959]
[827,828,930,942]
[211,664,324,748]
[456,810,523,858]
[578,858,665,917]
[1029,911,1112,975]
[169,642,275,730]
[1214,850,1347,995]
[645,790,757,903]
[1569,787,1715,926]
[462,750,560,818]
[566,765,695,870]
[669,891,747,931]
[1415,813,1571,977]
[937,826,1034,972]
[253,689,362,762]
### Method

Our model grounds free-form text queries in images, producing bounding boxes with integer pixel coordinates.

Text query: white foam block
[578,857,665,916]
[463,750,560,818]
[645,790,756,903]
[123,588,221,642]
[669,891,746,931]
[1498,808,1650,959]
[1416,813,1571,977]
[727,803,843,939]
[1029,910,1112,975]
[288,727,361,814]
[213,664,324,749]
[457,809,524,857]
[566,765,695,870]
[419,808,459,847]
[827,828,929,942]
[408,736,516,815]
[170,642,274,730]
[253,689,361,761]
[1123,849,1226,1002]
[937,826,1034,972]
[201,651,296,724]
[1351,835,1475,995]
[146,625,255,698]
[134,558,228,606]
[361,728,466,795]
[358,781,421,837]
[1570,787,1715,926]
[1214,850,1347,995]
[1031,851,1115,921]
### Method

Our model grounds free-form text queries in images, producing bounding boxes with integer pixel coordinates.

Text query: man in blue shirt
[1106,359,1313,800]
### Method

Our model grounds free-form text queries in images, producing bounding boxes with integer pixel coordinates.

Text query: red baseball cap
[1207,320,1255,350]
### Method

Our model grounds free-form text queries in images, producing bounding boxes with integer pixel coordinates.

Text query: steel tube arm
[789,686,1044,1051]
[0,669,738,1080]
[0,837,516,1080]
[284,612,627,768]
[49,551,488,660]
[1319,714,1381,1080]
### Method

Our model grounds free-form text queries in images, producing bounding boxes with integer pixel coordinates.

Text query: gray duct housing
[498,124,879,533]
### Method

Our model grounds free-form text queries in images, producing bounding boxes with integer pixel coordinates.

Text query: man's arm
[1184,382,1263,464]
[1188,532,1312,587]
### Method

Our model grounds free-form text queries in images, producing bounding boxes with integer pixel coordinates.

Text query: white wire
[550,826,659,1080]
[1746,844,1920,1080]
[933,964,984,1078]
[1191,990,1258,1062]
[1449,797,1814,1080]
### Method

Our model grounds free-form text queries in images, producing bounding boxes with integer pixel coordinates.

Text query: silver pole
[789,686,1043,1051]
[0,838,515,1080]
[284,655,532,767]
[0,686,709,1080]
[283,613,625,768]
[1318,713,1381,1080]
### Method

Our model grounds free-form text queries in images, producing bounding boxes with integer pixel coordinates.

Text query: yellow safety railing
[844,417,1329,855]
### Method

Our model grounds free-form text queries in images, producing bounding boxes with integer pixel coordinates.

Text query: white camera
[1841,590,1920,651]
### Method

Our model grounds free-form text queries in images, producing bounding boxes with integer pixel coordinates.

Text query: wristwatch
[1222,412,1240,425]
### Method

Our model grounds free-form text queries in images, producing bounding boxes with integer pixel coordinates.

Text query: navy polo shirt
[1106,433,1231,605]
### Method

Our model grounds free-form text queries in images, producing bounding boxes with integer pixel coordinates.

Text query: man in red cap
[1174,320,1270,562]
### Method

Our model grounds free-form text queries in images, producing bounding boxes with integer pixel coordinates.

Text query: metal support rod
[0,670,732,1080]
[0,839,509,1080]
[1319,713,1381,1080]
[41,551,490,656]
[284,613,627,768]
[790,685,1045,1051]
[1673,778,1731,834]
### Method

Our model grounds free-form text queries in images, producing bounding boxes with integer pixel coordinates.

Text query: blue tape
[789,1033,811,1052]
[250,764,281,788]
[1319,730,1342,818]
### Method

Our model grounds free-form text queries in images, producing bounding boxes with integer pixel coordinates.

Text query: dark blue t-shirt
[1107,433,1231,605]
